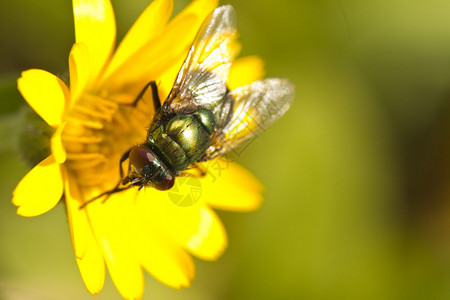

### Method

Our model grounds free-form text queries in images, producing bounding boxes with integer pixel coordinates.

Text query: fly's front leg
[132,81,162,113]
[79,148,133,209]
[118,148,131,183]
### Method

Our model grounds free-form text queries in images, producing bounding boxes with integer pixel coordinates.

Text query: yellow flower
[12,0,265,298]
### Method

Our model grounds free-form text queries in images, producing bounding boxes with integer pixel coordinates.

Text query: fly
[81,5,294,208]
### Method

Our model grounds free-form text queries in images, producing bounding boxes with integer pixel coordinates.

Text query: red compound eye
[154,173,175,191]
[129,146,155,169]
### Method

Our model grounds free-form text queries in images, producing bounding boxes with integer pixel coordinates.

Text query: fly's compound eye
[128,145,175,190]
[154,173,175,191]
[129,145,155,169]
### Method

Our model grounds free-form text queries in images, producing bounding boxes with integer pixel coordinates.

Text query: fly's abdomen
[149,109,215,173]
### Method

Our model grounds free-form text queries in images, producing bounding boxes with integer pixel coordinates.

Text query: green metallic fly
[81,5,294,208]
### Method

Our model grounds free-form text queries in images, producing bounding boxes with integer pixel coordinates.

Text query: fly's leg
[80,82,162,210]
[118,148,131,182]
[78,186,133,209]
[132,81,161,113]
[79,148,132,209]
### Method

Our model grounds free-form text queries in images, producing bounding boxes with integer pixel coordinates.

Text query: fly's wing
[166,5,238,113]
[200,78,295,161]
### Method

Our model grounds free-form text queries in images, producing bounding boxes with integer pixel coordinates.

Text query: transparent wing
[200,78,295,161]
[166,5,238,113]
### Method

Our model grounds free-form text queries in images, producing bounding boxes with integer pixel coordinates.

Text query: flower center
[62,91,154,200]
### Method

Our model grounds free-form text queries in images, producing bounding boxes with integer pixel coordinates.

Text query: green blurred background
[2,0,450,299]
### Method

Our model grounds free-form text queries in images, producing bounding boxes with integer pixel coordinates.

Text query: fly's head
[123,145,175,191]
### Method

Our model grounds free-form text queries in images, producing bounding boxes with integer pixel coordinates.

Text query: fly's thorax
[192,109,215,135]
[124,145,174,191]
[146,109,215,173]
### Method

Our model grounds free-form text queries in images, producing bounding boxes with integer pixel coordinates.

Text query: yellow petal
[51,121,67,163]
[18,69,69,127]
[86,192,144,299]
[100,13,197,96]
[172,0,218,24]
[69,42,91,104]
[100,0,173,85]
[157,51,187,98]
[185,207,227,261]
[12,155,63,217]
[65,173,88,258]
[65,174,105,294]
[101,0,218,97]
[73,0,115,83]
[203,161,264,211]
[155,0,219,95]
[140,231,194,289]
[76,240,105,295]
[228,55,266,90]
[136,186,227,261]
